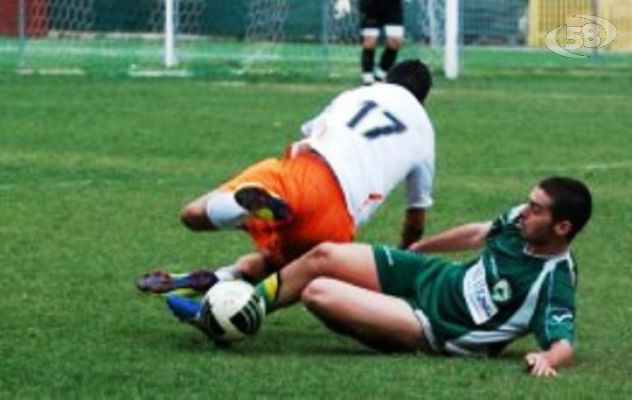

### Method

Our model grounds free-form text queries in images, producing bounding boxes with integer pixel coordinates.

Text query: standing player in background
[137,60,436,310]
[335,0,406,85]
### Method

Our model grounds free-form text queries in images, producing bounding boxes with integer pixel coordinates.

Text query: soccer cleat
[136,269,218,295]
[374,67,387,82]
[166,294,202,323]
[362,72,375,85]
[234,185,292,222]
[166,294,230,347]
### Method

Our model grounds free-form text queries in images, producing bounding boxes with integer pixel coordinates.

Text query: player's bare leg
[302,278,429,352]
[255,243,379,312]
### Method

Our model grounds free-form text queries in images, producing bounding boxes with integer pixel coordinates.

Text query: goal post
[164,0,177,68]
[444,0,459,79]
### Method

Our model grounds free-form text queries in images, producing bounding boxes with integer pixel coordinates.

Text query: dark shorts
[372,244,451,352]
[360,0,404,29]
[373,244,450,297]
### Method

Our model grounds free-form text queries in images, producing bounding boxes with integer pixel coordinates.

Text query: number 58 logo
[545,15,618,58]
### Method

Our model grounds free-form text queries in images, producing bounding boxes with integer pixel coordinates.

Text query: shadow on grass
[132,321,531,369]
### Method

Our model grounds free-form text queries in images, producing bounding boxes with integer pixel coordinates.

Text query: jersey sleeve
[529,261,577,349]
[300,113,325,138]
[404,159,434,209]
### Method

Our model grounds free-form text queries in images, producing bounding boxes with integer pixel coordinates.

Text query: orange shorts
[218,152,355,265]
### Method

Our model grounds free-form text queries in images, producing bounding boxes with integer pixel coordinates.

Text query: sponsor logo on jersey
[463,260,498,325]
[492,279,512,304]
[549,307,574,327]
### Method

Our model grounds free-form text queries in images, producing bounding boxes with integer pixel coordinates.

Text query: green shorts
[372,245,456,352]
[373,244,450,298]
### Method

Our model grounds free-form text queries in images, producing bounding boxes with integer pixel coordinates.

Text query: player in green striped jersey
[254,176,592,377]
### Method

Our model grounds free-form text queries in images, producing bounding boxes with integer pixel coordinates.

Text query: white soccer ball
[200,280,264,343]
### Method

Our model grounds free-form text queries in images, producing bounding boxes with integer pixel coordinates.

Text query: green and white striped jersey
[421,205,577,356]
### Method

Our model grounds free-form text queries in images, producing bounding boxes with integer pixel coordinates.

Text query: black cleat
[234,185,292,222]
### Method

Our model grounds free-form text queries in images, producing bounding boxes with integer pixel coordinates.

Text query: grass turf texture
[2,70,632,398]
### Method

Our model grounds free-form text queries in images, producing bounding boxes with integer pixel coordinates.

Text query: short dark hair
[538,176,592,241]
[386,59,432,104]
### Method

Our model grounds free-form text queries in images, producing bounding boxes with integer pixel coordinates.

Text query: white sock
[205,191,248,229]
[215,265,242,281]
[362,73,375,85]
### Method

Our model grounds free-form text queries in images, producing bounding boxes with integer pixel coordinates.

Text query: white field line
[454,160,632,174]
[2,159,631,192]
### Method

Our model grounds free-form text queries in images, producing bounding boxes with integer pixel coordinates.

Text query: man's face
[518,187,556,245]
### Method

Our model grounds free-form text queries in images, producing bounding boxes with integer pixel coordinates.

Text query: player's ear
[553,220,572,240]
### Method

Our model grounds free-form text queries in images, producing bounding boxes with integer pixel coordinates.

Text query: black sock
[379,47,398,72]
[361,48,375,73]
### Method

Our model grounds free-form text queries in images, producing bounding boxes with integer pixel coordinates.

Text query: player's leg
[136,251,271,294]
[180,190,239,231]
[180,186,291,231]
[156,251,272,325]
[377,30,404,79]
[180,158,292,231]
[361,36,378,85]
[302,278,429,352]
[256,243,379,313]
[359,0,379,84]
[375,0,404,80]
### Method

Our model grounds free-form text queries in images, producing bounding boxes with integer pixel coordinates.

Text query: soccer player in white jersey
[136,60,436,304]
[251,177,592,377]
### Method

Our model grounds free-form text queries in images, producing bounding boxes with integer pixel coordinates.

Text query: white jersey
[299,83,435,227]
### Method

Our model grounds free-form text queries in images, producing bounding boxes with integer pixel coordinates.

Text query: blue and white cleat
[166,294,203,323]
[166,294,230,347]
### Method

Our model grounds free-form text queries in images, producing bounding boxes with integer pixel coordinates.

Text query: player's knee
[304,242,340,275]
[301,278,335,311]
[180,203,207,231]
[362,37,377,49]
[387,37,403,49]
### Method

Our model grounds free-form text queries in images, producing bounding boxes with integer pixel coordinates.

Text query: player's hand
[333,0,351,19]
[525,352,558,378]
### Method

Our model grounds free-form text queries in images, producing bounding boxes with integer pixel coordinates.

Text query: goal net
[1,0,629,79]
[0,0,454,80]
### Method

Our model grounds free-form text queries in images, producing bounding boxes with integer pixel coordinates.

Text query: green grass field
[2,67,632,398]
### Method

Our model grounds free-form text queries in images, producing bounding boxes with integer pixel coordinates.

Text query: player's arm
[525,340,574,378]
[402,161,433,249]
[399,207,425,249]
[527,262,577,377]
[408,221,492,253]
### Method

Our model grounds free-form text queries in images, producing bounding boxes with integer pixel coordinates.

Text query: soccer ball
[199,280,264,343]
